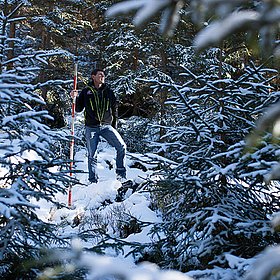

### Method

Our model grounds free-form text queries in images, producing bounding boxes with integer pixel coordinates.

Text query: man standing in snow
[71,68,126,184]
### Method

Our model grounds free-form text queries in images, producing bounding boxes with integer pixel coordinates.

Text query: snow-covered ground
[39,139,279,280]
[1,134,276,279]
[32,140,194,279]
[43,140,158,227]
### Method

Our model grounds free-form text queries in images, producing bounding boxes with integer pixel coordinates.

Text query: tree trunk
[7,21,16,70]
[0,0,9,74]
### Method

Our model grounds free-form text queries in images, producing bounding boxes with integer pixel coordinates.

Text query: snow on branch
[7,16,26,23]
[105,0,150,16]
[245,98,280,181]
[194,11,259,50]
[246,246,280,280]
[82,254,192,280]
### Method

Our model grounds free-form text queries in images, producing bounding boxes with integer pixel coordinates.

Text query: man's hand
[70,90,78,99]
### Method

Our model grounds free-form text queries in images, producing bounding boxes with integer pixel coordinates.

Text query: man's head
[91,68,105,88]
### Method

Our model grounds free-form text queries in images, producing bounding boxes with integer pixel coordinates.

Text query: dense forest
[0,0,280,279]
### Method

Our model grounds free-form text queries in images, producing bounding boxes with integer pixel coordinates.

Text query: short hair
[91,68,104,76]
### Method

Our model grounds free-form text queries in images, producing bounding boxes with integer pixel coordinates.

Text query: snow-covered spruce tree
[91,1,171,106]
[0,2,72,278]
[89,0,199,153]
[16,0,100,128]
[144,58,280,275]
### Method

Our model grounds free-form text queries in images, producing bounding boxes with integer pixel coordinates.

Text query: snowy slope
[2,134,259,279]
[0,130,193,279]
[44,141,158,227]
[34,141,193,279]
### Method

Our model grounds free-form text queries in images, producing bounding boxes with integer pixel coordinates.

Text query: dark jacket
[76,83,118,128]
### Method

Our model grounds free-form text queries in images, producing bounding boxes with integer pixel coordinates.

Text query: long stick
[68,63,78,207]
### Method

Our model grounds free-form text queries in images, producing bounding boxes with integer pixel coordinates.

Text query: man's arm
[71,89,85,113]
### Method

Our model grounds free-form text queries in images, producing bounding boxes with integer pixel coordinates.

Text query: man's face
[92,71,105,85]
